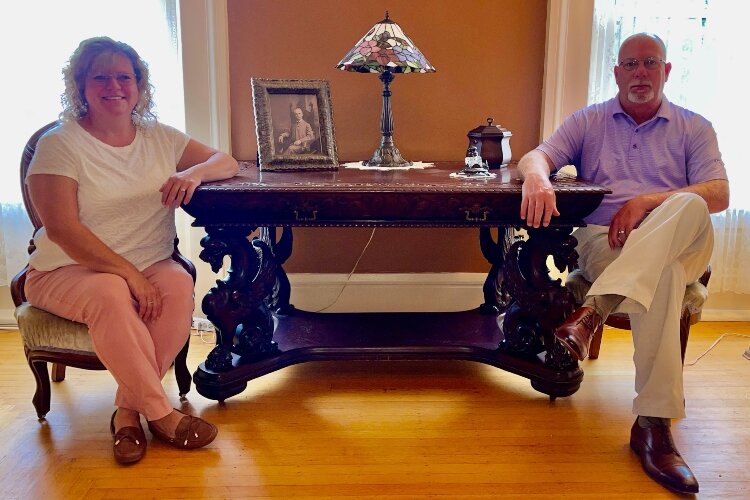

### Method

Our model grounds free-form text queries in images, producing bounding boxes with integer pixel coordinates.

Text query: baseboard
[701,308,750,322]
[0,308,16,329]
[288,273,487,313]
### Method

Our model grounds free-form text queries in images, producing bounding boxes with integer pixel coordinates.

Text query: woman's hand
[125,271,162,322]
[159,171,201,208]
[162,140,239,208]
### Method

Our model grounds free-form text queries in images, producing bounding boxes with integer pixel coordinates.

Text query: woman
[24,37,239,464]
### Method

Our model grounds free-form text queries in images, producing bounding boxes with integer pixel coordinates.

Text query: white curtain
[0,204,33,286]
[589,0,750,293]
[0,0,184,287]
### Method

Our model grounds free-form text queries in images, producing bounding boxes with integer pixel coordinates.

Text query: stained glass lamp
[336,12,436,168]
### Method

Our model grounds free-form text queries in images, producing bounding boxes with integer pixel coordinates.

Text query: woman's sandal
[110,410,147,465]
[147,412,218,450]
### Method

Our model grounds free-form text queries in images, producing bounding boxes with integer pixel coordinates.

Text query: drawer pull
[465,209,489,222]
[294,209,317,222]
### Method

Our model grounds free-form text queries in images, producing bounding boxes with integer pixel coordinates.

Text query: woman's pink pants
[25,259,194,421]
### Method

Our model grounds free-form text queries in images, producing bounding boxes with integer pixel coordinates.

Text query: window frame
[540,0,595,141]
[179,0,231,153]
[177,0,232,309]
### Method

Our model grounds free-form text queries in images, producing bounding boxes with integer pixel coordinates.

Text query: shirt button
[632,144,637,149]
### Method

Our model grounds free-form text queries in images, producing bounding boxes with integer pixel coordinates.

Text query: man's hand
[607,197,650,248]
[520,173,560,228]
[518,149,559,227]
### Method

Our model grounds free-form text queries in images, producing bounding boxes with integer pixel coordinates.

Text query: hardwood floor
[0,322,748,499]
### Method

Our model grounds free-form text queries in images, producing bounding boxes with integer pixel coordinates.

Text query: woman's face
[83,52,139,120]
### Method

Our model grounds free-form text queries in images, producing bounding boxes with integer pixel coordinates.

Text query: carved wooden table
[181,161,609,402]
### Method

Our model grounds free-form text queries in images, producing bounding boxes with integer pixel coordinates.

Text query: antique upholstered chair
[564,267,711,360]
[11,121,195,419]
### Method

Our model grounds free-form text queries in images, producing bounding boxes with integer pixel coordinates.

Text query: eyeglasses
[88,73,137,85]
[618,57,665,71]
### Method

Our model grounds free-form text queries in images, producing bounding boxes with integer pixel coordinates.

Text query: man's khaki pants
[573,192,714,419]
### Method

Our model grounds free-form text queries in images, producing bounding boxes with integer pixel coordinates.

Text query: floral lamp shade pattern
[336,13,436,74]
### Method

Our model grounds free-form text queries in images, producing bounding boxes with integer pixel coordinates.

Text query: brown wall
[227,0,547,273]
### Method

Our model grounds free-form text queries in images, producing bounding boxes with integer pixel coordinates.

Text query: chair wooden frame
[10,121,195,418]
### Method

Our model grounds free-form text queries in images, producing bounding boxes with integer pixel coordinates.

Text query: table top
[182,162,609,228]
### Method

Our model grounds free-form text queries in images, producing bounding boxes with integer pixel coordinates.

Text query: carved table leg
[500,226,582,397]
[194,227,278,399]
[260,226,295,315]
[479,227,515,314]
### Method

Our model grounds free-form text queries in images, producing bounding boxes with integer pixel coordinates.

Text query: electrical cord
[185,229,377,338]
[190,329,216,343]
[684,332,750,366]
[314,228,377,313]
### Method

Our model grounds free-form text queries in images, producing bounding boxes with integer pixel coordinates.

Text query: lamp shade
[336,12,435,74]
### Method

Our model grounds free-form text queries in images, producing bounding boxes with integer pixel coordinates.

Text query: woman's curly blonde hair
[60,37,156,126]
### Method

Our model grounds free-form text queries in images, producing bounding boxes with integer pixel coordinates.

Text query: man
[278,107,315,154]
[518,33,729,494]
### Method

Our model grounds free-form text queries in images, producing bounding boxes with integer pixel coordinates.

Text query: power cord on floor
[190,317,216,343]
[191,329,216,343]
[314,228,377,313]
[684,332,750,366]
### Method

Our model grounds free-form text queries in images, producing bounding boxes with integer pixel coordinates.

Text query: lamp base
[362,144,412,168]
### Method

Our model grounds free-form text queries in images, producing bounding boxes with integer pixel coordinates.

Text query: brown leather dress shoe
[553,306,603,360]
[148,411,218,450]
[629,419,699,494]
[110,410,147,465]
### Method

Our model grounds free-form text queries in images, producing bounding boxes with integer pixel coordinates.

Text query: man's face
[294,108,303,121]
[614,36,671,106]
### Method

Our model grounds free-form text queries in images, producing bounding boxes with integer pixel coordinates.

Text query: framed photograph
[252,78,338,171]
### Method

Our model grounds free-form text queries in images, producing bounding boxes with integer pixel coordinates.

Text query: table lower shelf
[192,309,583,402]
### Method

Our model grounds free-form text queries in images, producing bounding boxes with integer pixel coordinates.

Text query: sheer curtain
[589,0,750,293]
[0,0,184,287]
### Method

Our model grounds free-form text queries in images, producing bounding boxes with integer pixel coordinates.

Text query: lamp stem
[380,69,394,145]
[362,68,412,168]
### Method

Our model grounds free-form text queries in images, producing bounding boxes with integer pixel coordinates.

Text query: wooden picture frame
[251,78,338,171]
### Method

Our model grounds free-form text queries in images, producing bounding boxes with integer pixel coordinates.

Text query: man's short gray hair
[619,32,667,60]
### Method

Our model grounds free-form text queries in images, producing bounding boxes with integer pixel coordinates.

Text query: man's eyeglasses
[88,73,137,85]
[618,57,665,71]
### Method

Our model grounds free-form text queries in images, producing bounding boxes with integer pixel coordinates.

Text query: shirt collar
[611,95,672,124]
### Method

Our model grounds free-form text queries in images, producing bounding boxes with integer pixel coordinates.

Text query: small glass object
[456,146,492,178]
